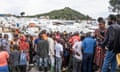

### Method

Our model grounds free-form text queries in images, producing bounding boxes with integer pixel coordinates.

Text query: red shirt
[19,41,29,51]
[69,36,80,45]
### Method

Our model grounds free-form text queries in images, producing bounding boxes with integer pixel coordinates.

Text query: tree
[109,0,120,14]
[20,12,25,17]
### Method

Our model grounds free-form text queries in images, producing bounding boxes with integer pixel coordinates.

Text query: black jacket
[102,23,120,52]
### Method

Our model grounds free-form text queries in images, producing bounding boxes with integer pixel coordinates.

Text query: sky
[0,0,111,18]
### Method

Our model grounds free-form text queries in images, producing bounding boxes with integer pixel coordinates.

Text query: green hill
[33,7,91,20]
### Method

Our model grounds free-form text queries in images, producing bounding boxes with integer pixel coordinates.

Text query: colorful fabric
[94,46,106,67]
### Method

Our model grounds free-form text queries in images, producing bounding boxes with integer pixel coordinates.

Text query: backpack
[19,51,27,65]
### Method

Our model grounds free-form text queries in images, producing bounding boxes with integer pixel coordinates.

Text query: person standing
[37,31,49,72]
[114,14,120,67]
[62,37,70,71]
[2,34,10,53]
[34,33,41,52]
[55,39,63,72]
[94,17,107,72]
[34,33,42,68]
[9,46,20,72]
[47,34,55,72]
[28,36,34,65]
[19,35,29,72]
[68,32,80,71]
[19,50,27,72]
[0,46,9,72]
[101,14,120,72]
[82,32,96,72]
[72,36,83,72]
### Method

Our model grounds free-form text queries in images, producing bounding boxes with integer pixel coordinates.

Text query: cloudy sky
[0,0,111,18]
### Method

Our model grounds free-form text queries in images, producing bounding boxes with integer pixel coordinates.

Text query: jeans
[0,65,9,72]
[36,57,48,72]
[49,56,55,67]
[101,50,116,72]
[83,53,93,72]
[38,57,48,67]
[55,57,62,72]
[73,57,82,72]
[49,56,55,72]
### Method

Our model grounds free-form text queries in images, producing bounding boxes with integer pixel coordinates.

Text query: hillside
[33,7,91,20]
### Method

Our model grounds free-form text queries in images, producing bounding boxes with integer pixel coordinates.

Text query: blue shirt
[34,38,41,45]
[82,37,96,54]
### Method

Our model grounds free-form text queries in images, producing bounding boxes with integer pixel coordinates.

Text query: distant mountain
[32,7,91,20]
[0,7,91,20]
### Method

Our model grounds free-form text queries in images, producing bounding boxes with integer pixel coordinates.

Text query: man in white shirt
[55,39,63,72]
[48,36,55,72]
[72,40,83,72]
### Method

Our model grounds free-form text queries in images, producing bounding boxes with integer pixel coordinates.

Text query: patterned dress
[94,29,107,68]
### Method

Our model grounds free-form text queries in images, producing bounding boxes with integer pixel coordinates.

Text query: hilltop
[31,7,91,20]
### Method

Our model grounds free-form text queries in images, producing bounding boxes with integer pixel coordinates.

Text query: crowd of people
[0,14,120,72]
